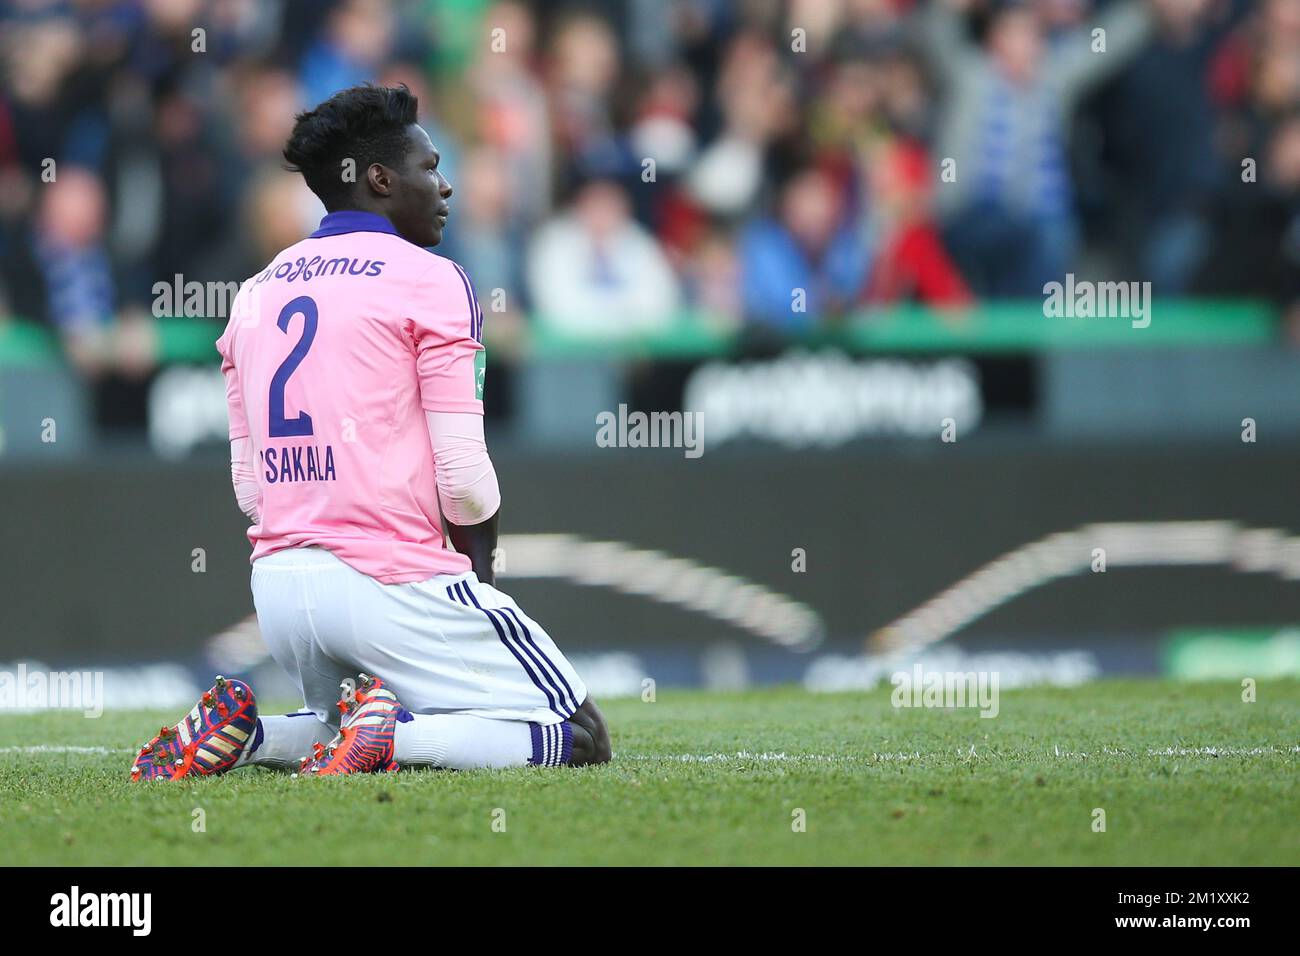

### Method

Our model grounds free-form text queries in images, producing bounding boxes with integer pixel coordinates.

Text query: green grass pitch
[0,680,1296,866]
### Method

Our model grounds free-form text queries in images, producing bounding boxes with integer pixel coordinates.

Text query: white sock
[238,713,336,770]
[393,714,572,769]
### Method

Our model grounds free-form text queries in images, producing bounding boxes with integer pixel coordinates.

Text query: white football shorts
[250,546,587,727]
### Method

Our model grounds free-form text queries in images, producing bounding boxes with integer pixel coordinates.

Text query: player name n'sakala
[261,444,338,484]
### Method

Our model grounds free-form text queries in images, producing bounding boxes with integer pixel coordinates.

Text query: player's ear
[366,163,393,197]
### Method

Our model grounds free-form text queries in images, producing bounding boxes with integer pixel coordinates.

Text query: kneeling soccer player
[130,85,609,780]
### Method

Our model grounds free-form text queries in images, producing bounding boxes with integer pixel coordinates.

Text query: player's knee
[585,698,612,764]
[568,724,596,766]
[587,716,612,766]
[567,698,611,766]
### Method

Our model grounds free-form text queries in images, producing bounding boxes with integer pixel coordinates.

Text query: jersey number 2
[269,295,317,438]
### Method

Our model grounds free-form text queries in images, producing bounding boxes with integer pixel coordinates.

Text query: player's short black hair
[283,84,419,209]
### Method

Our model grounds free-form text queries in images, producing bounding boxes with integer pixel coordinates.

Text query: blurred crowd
[1,0,1299,382]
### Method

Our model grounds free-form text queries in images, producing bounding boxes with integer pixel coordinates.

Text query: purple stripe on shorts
[500,607,578,716]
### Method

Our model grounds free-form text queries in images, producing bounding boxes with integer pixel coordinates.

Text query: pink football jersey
[216,210,485,583]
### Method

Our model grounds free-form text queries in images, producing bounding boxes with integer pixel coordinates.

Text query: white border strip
[497,534,823,650]
[872,521,1300,654]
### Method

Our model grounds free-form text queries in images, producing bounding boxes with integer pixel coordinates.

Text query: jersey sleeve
[216,326,250,441]
[410,259,486,415]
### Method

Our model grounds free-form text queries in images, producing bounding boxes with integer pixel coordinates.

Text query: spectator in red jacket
[862,140,973,309]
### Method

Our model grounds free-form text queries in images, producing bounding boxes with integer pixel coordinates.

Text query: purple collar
[310,210,400,238]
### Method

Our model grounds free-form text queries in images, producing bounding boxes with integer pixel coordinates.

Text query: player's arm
[1054,0,1153,101]
[411,260,495,580]
[218,317,260,525]
[230,436,261,524]
[425,410,500,585]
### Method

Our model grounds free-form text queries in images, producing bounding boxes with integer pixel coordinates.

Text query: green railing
[0,300,1277,368]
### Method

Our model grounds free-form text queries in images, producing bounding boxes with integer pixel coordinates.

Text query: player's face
[389,125,452,248]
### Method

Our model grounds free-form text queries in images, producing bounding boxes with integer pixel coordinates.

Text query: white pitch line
[1056,745,1300,759]
[2,744,1296,761]
[624,745,1300,764]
